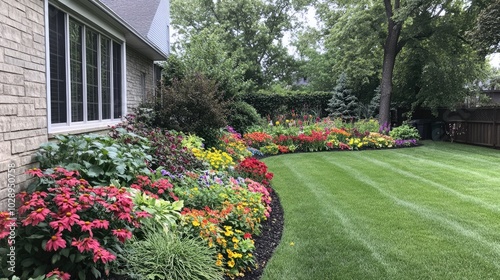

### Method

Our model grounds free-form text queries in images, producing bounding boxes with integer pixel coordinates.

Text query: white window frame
[45,1,127,134]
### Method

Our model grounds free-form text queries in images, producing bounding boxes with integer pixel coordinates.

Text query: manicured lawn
[261,141,500,280]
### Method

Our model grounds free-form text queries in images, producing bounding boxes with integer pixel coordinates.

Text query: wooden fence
[443,107,500,148]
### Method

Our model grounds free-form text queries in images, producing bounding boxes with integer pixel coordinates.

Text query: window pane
[101,37,111,119]
[69,20,83,122]
[113,42,122,119]
[86,30,98,121]
[49,5,67,124]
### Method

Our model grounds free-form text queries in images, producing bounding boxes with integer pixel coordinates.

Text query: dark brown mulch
[224,189,285,280]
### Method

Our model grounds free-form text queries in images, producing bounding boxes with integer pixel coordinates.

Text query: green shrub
[242,90,331,120]
[227,101,264,134]
[118,229,223,280]
[390,123,421,140]
[36,133,151,186]
[354,119,380,133]
[152,72,228,147]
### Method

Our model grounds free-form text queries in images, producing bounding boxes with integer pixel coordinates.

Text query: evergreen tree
[327,73,359,120]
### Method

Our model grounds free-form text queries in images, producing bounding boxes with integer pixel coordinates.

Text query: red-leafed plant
[0,167,149,280]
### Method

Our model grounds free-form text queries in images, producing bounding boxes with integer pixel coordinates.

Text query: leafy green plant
[111,116,206,175]
[129,189,184,233]
[353,119,380,133]
[36,133,151,186]
[117,228,224,280]
[226,101,264,134]
[390,123,421,140]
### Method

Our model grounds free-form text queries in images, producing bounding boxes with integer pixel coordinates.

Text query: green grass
[261,141,500,280]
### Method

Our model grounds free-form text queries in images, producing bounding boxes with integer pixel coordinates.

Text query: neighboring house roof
[87,0,169,60]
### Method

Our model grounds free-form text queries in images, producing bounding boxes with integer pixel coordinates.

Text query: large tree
[298,0,485,124]
[171,0,312,89]
[469,0,500,56]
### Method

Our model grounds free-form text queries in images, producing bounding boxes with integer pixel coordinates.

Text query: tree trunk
[379,0,402,126]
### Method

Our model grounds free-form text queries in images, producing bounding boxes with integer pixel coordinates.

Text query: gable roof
[100,0,160,36]
[87,0,169,60]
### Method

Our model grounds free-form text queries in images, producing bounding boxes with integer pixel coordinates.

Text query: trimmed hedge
[241,90,332,120]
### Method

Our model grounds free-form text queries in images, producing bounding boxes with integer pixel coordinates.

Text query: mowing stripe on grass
[262,143,500,279]
[279,158,395,273]
[320,153,500,268]
[355,154,500,214]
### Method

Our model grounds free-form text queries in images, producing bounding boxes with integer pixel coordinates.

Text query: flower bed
[244,117,419,156]
[0,114,420,280]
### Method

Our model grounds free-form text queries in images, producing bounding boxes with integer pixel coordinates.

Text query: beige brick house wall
[126,48,155,111]
[0,0,48,209]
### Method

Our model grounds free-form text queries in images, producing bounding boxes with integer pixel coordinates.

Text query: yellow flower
[228,259,235,268]
[216,259,223,266]
[275,121,280,125]
[192,220,200,227]
[232,236,239,243]
[290,242,295,246]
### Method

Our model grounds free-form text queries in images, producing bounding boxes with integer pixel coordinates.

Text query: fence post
[494,108,499,148]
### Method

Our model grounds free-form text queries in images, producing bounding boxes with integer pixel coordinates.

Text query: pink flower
[45,233,67,251]
[22,207,51,226]
[49,220,72,232]
[78,220,94,236]
[135,211,152,219]
[26,168,44,177]
[92,248,117,263]
[116,212,133,223]
[46,268,71,280]
[57,212,80,229]
[92,219,109,229]
[71,237,100,253]
[112,229,132,243]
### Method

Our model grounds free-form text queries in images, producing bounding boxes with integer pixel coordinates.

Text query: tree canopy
[171,0,312,90]
[296,0,486,123]
[469,0,500,56]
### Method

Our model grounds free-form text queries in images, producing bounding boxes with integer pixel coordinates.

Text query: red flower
[112,229,132,243]
[45,233,67,251]
[243,233,252,239]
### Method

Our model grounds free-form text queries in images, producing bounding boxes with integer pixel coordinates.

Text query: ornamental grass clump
[119,228,224,280]
[0,168,149,280]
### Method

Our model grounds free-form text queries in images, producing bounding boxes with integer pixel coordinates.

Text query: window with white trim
[48,4,123,129]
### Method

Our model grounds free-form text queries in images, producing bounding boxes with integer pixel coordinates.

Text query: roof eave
[88,0,168,61]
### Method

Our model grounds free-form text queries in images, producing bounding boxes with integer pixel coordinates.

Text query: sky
[488,53,500,68]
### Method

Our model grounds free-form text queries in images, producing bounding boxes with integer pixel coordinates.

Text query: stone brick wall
[0,0,47,209]
[126,48,155,111]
